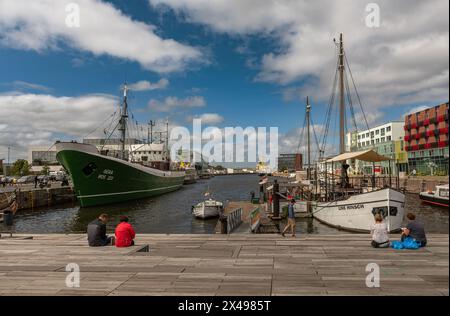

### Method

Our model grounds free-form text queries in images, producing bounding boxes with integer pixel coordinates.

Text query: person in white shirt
[370,214,390,248]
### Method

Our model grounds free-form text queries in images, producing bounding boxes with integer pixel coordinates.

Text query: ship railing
[319,175,401,202]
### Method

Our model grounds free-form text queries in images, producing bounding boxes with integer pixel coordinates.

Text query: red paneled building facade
[404,102,449,175]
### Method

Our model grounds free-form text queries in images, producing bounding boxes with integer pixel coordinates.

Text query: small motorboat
[419,184,449,207]
[192,190,223,219]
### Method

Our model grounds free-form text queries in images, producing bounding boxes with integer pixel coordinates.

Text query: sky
[0,0,448,165]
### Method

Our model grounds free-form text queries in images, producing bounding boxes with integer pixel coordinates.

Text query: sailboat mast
[338,33,345,154]
[306,96,311,180]
[119,84,128,160]
[165,119,169,161]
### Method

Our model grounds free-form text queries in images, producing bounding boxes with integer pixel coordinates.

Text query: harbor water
[9,174,449,234]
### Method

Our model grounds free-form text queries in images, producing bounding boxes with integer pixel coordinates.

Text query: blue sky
[0,0,448,162]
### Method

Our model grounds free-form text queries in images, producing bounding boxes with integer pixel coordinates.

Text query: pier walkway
[0,234,448,296]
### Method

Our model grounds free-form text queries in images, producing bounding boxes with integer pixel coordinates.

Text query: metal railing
[226,207,243,234]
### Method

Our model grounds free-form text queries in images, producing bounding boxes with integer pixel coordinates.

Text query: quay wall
[400,176,448,193]
[15,187,76,211]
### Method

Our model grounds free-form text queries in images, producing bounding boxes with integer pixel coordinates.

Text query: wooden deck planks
[0,233,447,296]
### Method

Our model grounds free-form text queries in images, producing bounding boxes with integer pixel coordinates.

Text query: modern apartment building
[346,121,407,174]
[404,102,449,175]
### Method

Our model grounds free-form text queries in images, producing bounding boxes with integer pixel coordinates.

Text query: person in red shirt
[115,215,136,247]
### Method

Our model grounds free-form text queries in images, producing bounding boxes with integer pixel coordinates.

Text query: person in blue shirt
[282,199,296,237]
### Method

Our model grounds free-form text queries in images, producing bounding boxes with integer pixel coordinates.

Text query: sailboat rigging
[297,34,405,232]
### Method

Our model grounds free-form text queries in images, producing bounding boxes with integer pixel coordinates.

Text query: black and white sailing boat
[299,34,405,232]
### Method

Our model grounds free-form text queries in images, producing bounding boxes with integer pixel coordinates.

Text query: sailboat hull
[313,188,405,233]
[56,143,185,207]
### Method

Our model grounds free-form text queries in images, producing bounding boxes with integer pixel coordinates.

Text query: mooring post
[273,180,280,218]
[259,182,264,204]
[219,211,228,234]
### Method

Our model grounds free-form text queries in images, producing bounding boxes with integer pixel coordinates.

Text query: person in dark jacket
[401,213,427,247]
[87,214,112,247]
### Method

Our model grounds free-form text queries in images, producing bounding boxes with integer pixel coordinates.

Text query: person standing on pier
[87,214,112,247]
[115,215,136,247]
[282,199,296,237]
[34,175,38,189]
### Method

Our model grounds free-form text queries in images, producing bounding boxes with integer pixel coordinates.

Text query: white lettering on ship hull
[98,169,115,181]
[338,204,365,211]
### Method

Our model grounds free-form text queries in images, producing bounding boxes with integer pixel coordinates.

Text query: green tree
[11,159,31,176]
[41,165,50,175]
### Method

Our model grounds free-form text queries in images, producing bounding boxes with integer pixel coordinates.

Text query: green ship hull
[56,143,185,207]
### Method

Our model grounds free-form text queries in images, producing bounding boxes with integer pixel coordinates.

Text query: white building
[129,144,167,162]
[28,146,58,165]
[346,121,405,151]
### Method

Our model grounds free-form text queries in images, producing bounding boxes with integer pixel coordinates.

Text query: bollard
[220,214,228,234]
[2,210,13,226]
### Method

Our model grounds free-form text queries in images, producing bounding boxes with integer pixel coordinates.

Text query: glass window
[381,128,385,135]
[440,189,449,198]
[371,140,374,145]
[386,126,391,132]
[376,139,380,144]
[376,130,379,135]
[381,137,385,143]
[387,136,391,141]
[370,131,374,138]
[366,133,369,138]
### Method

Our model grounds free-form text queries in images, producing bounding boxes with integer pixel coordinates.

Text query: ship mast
[165,119,170,162]
[338,33,345,154]
[118,84,129,160]
[306,96,311,180]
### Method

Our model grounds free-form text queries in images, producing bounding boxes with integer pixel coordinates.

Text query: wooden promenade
[0,234,448,296]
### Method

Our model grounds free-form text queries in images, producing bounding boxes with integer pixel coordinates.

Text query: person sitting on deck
[401,213,427,247]
[87,214,112,247]
[370,214,390,248]
[115,215,136,248]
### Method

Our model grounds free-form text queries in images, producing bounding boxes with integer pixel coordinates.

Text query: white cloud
[0,0,202,73]
[148,96,206,111]
[127,79,169,91]
[187,113,224,124]
[404,105,431,117]
[9,81,52,92]
[0,92,117,160]
[150,0,449,108]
